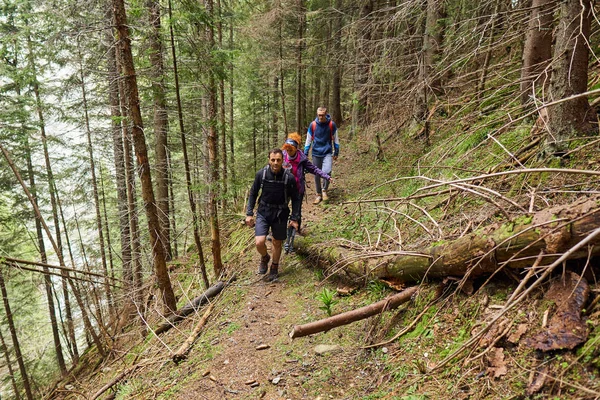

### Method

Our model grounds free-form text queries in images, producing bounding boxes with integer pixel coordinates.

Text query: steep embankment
[51,145,600,399]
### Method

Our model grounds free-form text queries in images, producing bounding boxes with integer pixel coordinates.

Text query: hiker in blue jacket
[304,106,339,204]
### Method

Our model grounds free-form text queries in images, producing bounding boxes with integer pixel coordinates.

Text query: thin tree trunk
[217,0,228,208]
[147,0,173,261]
[106,15,133,295]
[27,34,76,371]
[113,0,177,313]
[168,149,178,258]
[228,19,236,188]
[0,143,106,357]
[206,0,224,278]
[55,187,80,363]
[72,206,108,336]
[477,1,501,100]
[0,269,34,400]
[0,326,22,400]
[330,0,343,126]
[23,105,67,374]
[295,0,305,134]
[78,43,114,321]
[272,75,279,144]
[352,0,374,131]
[520,0,554,108]
[168,0,210,288]
[100,165,116,287]
[118,73,144,315]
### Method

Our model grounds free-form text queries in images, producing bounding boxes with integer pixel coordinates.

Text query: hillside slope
[49,135,600,399]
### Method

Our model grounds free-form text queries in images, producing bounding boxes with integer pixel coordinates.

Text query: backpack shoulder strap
[329,121,334,141]
[311,121,316,135]
[260,166,268,193]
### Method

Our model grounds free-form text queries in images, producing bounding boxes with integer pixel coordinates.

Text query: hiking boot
[322,191,329,201]
[313,195,322,205]
[267,263,279,282]
[258,254,270,274]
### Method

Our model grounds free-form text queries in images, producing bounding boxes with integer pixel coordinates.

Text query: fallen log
[172,303,214,364]
[154,281,225,335]
[289,286,418,338]
[296,197,600,283]
[90,365,140,400]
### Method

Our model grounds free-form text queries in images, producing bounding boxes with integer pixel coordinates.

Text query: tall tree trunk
[168,0,210,287]
[1,143,106,357]
[0,269,34,400]
[423,0,445,94]
[295,0,305,134]
[477,1,501,100]
[99,165,116,287]
[546,0,593,155]
[113,0,177,313]
[272,75,279,144]
[118,67,144,315]
[55,186,80,363]
[520,0,554,108]
[217,0,228,208]
[147,0,173,261]
[78,43,114,322]
[106,17,133,295]
[26,34,78,368]
[0,326,22,400]
[206,0,224,278]
[228,18,236,188]
[277,0,289,134]
[22,97,67,374]
[352,0,374,132]
[330,0,344,130]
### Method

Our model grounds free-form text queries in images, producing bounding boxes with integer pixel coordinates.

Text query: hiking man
[304,106,339,204]
[246,149,300,281]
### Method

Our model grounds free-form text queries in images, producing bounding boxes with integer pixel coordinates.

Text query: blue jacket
[304,115,339,157]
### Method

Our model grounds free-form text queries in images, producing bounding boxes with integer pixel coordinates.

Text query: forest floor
[51,153,600,400]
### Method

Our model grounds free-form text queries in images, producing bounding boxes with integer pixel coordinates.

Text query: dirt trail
[177,157,366,399]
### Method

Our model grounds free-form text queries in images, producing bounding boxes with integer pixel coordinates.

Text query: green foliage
[316,287,338,317]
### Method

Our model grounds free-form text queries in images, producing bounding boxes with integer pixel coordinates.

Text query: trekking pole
[285,225,297,254]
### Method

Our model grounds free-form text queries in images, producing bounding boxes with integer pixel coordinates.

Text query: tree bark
[546,0,594,155]
[106,16,133,295]
[217,0,228,208]
[295,0,305,134]
[206,0,224,279]
[297,197,600,283]
[520,0,554,108]
[0,143,106,357]
[330,0,343,125]
[113,0,177,313]
[26,35,72,375]
[352,0,374,132]
[147,0,173,261]
[290,286,418,338]
[0,326,22,400]
[0,268,34,400]
[168,0,209,289]
[24,119,68,374]
[78,42,114,322]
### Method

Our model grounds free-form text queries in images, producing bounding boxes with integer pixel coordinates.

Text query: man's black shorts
[255,212,287,240]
